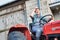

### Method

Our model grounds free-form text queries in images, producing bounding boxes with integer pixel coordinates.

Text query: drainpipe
[37,0,40,9]
[37,0,42,16]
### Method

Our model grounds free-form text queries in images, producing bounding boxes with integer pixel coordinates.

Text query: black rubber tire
[8,31,26,40]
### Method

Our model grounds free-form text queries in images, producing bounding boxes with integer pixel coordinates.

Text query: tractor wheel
[8,31,26,40]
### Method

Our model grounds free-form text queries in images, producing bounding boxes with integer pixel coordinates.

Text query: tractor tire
[8,31,26,40]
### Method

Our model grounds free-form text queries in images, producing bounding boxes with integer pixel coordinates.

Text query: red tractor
[8,14,60,40]
[43,20,60,40]
[8,24,32,40]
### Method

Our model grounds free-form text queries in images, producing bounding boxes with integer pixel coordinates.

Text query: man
[30,7,43,40]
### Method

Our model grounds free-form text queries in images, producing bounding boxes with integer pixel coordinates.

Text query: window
[50,0,60,3]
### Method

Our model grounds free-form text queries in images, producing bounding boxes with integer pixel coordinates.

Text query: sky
[0,0,60,6]
[0,0,16,6]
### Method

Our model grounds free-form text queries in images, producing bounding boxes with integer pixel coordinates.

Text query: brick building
[48,0,60,20]
[0,0,52,40]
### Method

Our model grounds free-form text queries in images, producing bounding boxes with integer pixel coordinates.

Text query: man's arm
[30,12,34,20]
[29,9,35,20]
[30,10,35,17]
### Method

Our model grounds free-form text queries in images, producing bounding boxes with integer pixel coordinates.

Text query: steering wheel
[40,14,53,25]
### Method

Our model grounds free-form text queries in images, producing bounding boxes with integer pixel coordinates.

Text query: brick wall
[0,4,27,40]
[25,0,38,27]
[0,0,53,40]
[25,0,52,27]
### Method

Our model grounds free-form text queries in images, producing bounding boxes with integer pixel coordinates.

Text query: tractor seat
[29,23,33,32]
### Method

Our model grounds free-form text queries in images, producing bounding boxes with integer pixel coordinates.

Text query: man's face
[35,8,40,14]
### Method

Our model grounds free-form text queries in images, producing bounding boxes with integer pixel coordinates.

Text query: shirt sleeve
[30,16,34,22]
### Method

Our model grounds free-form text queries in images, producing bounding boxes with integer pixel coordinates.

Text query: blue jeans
[32,23,43,40]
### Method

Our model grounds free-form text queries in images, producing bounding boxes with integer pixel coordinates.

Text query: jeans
[32,23,43,40]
